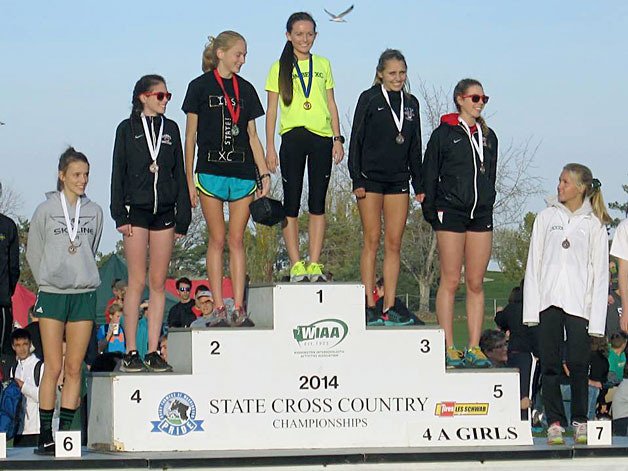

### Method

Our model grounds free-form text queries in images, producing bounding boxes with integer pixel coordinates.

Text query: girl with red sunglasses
[110,74,191,373]
[422,78,497,368]
[182,32,270,327]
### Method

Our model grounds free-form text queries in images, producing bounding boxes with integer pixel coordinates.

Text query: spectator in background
[97,304,126,354]
[136,300,150,359]
[608,332,627,385]
[495,282,540,419]
[104,279,126,324]
[167,277,196,328]
[191,287,224,327]
[612,363,628,435]
[372,277,424,326]
[0,186,20,355]
[10,328,44,447]
[607,273,622,337]
[479,329,508,367]
[26,305,44,361]
[159,335,168,362]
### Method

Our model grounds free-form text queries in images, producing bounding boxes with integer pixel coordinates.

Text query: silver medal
[395,133,405,145]
[562,239,570,249]
[232,124,240,136]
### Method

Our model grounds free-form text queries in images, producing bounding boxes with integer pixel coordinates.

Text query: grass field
[418,270,517,348]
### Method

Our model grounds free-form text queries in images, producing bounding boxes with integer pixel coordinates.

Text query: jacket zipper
[153,169,158,215]
[463,125,479,219]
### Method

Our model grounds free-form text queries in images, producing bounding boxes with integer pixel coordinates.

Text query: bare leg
[464,230,493,347]
[123,228,149,352]
[38,318,65,409]
[357,193,383,307]
[200,194,226,307]
[146,228,175,352]
[227,196,254,307]
[61,320,93,409]
[382,194,409,310]
[435,231,466,348]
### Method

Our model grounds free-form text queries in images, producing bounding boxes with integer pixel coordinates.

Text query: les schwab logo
[434,402,489,417]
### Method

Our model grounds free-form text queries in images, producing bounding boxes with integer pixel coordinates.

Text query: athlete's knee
[208,235,225,251]
[384,235,402,254]
[440,274,461,291]
[465,276,484,294]
[363,231,380,251]
[228,232,244,252]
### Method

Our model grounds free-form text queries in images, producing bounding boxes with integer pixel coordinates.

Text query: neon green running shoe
[446,346,464,368]
[290,260,309,282]
[464,346,492,368]
[307,262,327,282]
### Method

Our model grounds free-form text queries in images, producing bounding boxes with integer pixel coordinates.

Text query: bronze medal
[562,239,570,249]
[68,243,77,255]
[395,133,405,145]
[149,162,159,173]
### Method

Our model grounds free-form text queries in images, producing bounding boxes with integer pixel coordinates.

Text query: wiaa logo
[293,318,348,349]
[151,391,204,436]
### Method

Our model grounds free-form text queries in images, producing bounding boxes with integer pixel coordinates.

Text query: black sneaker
[231,307,255,327]
[34,432,55,456]
[144,351,173,372]
[120,350,146,373]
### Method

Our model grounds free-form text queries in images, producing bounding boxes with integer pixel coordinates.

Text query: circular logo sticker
[151,391,204,436]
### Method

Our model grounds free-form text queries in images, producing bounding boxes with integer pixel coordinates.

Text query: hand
[14,378,24,389]
[609,294,615,305]
[116,224,133,237]
[621,312,628,333]
[257,175,270,198]
[188,184,198,208]
[415,193,425,203]
[266,147,279,173]
[332,140,344,164]
[353,187,366,199]
[174,233,184,241]
[589,380,603,389]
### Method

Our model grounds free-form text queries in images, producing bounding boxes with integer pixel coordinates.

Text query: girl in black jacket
[348,49,423,323]
[422,78,497,368]
[110,74,191,373]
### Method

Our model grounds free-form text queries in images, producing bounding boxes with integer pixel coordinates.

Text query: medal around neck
[395,133,405,145]
[381,85,405,145]
[294,55,313,111]
[213,69,241,137]
[231,124,240,136]
[60,192,81,256]
[141,114,163,174]
[562,239,570,249]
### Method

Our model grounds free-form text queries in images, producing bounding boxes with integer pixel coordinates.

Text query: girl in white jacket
[523,163,611,445]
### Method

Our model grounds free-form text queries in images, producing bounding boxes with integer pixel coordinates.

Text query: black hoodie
[110,115,191,234]
[0,214,19,307]
[422,113,498,222]
[348,85,423,193]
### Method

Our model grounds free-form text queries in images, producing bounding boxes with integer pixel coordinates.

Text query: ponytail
[279,12,316,107]
[201,31,245,73]
[130,75,166,119]
[563,163,612,225]
[278,41,295,106]
[57,147,89,191]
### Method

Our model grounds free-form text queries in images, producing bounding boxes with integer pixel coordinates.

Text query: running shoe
[231,306,255,327]
[120,350,146,372]
[307,262,327,282]
[290,260,309,282]
[365,306,381,325]
[34,430,55,455]
[383,308,416,326]
[144,351,173,372]
[547,422,565,445]
[207,306,230,327]
[463,346,492,368]
[573,421,587,444]
[446,346,464,368]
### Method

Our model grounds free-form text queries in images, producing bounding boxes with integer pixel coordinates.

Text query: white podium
[88,283,531,452]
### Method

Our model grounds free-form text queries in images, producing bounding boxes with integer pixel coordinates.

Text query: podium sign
[89,284,532,451]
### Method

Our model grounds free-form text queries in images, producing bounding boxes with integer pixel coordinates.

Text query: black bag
[249,197,286,226]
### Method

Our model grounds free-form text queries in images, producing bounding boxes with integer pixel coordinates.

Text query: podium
[88,283,531,452]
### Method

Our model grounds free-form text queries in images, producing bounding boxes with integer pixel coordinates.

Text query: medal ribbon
[213,69,240,126]
[458,117,484,167]
[60,191,81,244]
[380,85,404,135]
[294,55,313,100]
[140,114,163,165]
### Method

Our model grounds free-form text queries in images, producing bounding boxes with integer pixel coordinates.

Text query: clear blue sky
[1,0,627,252]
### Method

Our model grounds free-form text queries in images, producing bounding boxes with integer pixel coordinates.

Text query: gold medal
[303,101,312,110]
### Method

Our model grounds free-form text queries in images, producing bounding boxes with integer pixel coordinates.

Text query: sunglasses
[144,91,172,102]
[178,287,191,292]
[462,94,489,104]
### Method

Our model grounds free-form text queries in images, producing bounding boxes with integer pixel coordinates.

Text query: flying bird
[324,4,354,22]
[0,122,5,126]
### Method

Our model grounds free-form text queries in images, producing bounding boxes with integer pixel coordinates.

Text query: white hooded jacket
[523,196,609,336]
[12,353,44,436]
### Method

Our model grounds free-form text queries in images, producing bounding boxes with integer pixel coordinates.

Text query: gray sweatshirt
[27,191,103,294]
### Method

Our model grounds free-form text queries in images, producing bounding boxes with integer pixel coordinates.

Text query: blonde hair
[372,49,410,94]
[202,31,246,73]
[563,163,612,225]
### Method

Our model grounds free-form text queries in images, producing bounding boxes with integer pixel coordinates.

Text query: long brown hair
[57,147,89,191]
[372,49,410,94]
[278,12,316,106]
[563,163,612,225]
[453,78,489,138]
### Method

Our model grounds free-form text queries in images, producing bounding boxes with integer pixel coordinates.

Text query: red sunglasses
[462,94,489,104]
[144,91,172,101]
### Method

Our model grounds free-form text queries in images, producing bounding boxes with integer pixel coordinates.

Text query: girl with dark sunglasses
[111,74,191,373]
[422,78,497,368]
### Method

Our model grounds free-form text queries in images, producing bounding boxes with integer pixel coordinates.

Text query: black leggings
[539,306,590,426]
[279,127,333,217]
